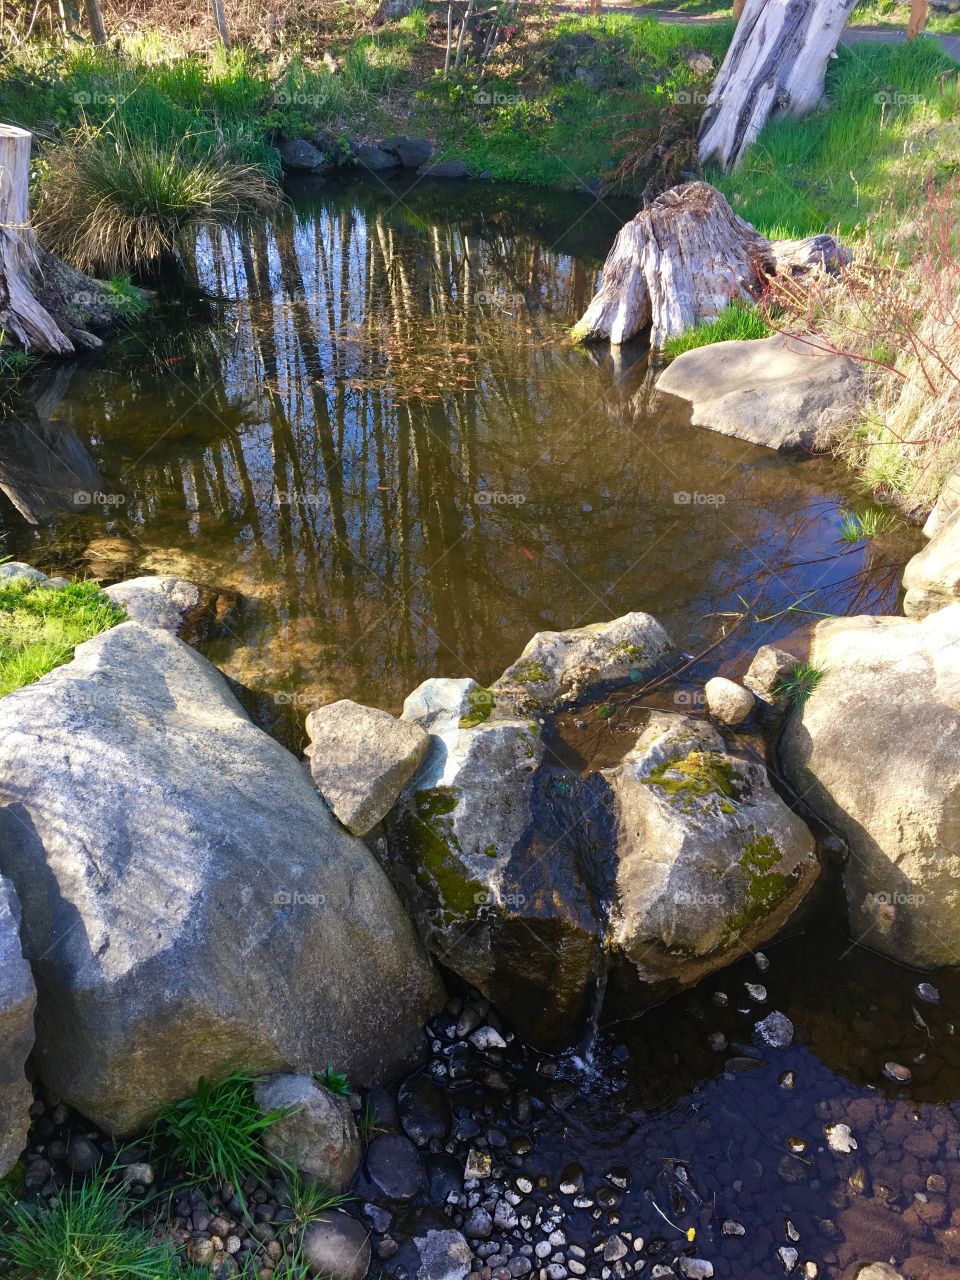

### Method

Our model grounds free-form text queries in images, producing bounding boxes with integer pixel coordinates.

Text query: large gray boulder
[0,876,35,1177]
[605,714,819,990]
[657,334,863,452]
[254,1074,360,1192]
[305,700,429,835]
[780,606,960,967]
[0,622,443,1133]
[902,507,960,618]
[491,611,678,715]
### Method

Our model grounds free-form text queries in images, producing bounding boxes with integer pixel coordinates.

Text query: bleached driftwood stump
[572,182,847,350]
[0,125,76,354]
[698,0,860,172]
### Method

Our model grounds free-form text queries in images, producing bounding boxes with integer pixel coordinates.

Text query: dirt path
[550,1,960,60]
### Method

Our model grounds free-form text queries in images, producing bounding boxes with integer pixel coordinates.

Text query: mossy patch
[403,788,485,924]
[721,827,795,944]
[642,750,748,816]
[510,659,550,685]
[459,687,495,729]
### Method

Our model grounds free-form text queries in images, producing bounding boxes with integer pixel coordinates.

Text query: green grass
[774,662,825,706]
[0,1167,198,1280]
[839,506,898,541]
[0,579,125,697]
[850,0,960,33]
[662,300,771,356]
[154,1071,292,1211]
[712,38,959,238]
[279,1175,353,1229]
[413,14,734,189]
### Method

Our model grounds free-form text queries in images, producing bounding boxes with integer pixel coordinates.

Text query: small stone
[470,1026,507,1051]
[712,992,728,1007]
[755,1012,794,1049]
[464,1208,493,1240]
[465,1150,492,1180]
[914,982,940,1004]
[301,1212,372,1280]
[744,983,767,1002]
[704,677,754,727]
[679,1261,714,1280]
[65,1135,101,1173]
[883,1062,912,1083]
[755,951,770,971]
[121,1162,154,1186]
[708,1032,727,1052]
[602,1237,627,1262]
[779,1248,799,1274]
[780,1071,796,1089]
[225,1236,241,1254]
[721,1221,745,1236]
[825,1123,857,1153]
[192,1240,216,1266]
[559,1164,585,1196]
[785,1220,799,1242]
[787,1137,807,1154]
[802,1266,819,1280]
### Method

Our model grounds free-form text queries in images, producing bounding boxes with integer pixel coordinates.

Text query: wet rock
[656,335,863,452]
[411,1227,474,1280]
[721,1221,745,1236]
[355,143,399,171]
[277,138,334,174]
[755,1012,793,1048]
[0,875,35,1177]
[915,982,940,1004]
[780,605,960,968]
[367,1133,424,1203]
[703,677,754,727]
[103,577,210,638]
[678,1261,713,1280]
[882,1062,912,1084]
[743,646,799,712]
[464,1208,493,1239]
[300,1210,371,1280]
[305,700,429,836]
[491,612,678,716]
[65,1134,101,1173]
[253,1074,360,1191]
[465,1149,492,1180]
[381,135,433,168]
[745,983,767,1002]
[605,713,819,995]
[0,623,442,1133]
[853,1265,904,1280]
[778,1247,799,1274]
[398,1073,451,1147]
[903,506,960,616]
[422,159,472,179]
[0,562,47,584]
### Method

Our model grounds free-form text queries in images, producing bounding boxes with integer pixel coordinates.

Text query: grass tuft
[774,662,825,707]
[839,507,897,542]
[35,126,282,275]
[0,578,125,697]
[153,1071,290,1211]
[662,301,771,358]
[316,1063,351,1097]
[0,1166,187,1280]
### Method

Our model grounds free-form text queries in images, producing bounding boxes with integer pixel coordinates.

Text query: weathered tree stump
[698,0,860,171]
[572,182,847,349]
[0,124,136,357]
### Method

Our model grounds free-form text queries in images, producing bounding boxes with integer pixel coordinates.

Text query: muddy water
[0,175,919,746]
[0,176,951,1274]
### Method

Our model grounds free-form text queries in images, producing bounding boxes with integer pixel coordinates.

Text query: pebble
[121,1162,154,1186]
[721,1221,745,1236]
[712,992,728,1007]
[825,1123,858,1153]
[471,1026,508,1051]
[883,1061,912,1083]
[915,981,940,1004]
[466,1150,493,1180]
[708,1032,727,1052]
[755,1011,794,1049]
[602,1237,627,1262]
[465,1208,494,1240]
[745,983,767,1002]
[755,951,770,971]
[779,1071,796,1089]
[779,1248,799,1274]
[678,1261,713,1280]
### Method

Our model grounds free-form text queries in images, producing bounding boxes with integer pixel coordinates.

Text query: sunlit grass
[0,579,125,697]
[662,300,771,357]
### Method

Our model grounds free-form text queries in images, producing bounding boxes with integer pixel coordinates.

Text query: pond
[0,174,920,748]
[2,174,951,1278]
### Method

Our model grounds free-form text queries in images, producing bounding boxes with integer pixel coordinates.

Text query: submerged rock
[305,699,429,835]
[656,334,862,452]
[605,714,819,994]
[780,605,960,968]
[254,1074,360,1191]
[0,875,35,1177]
[491,611,678,715]
[0,622,443,1133]
[102,575,206,638]
[422,159,472,179]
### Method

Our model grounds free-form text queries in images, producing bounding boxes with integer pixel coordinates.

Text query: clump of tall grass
[764,180,960,516]
[662,301,771,358]
[35,125,282,275]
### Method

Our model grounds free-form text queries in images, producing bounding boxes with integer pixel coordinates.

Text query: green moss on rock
[642,750,749,815]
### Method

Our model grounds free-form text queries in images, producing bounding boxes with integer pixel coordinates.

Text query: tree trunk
[211,0,231,50]
[0,125,76,355]
[84,0,107,44]
[907,0,929,37]
[572,182,847,350]
[698,0,859,171]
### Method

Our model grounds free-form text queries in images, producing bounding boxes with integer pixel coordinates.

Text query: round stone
[704,677,755,727]
[300,1211,372,1280]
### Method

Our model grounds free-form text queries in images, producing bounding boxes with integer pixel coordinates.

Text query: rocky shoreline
[1,529,960,1277]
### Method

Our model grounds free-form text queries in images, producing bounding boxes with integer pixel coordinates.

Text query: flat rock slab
[306,699,430,835]
[657,334,863,452]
